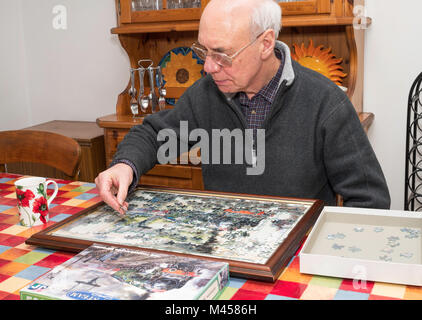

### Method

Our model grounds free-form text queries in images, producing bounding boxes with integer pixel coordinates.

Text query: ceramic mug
[14,177,58,227]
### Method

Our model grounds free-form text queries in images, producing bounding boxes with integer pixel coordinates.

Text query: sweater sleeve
[321,97,391,209]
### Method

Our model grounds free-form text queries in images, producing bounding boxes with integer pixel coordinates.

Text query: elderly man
[95,0,390,214]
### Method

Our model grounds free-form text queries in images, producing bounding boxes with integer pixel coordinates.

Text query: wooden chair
[0,130,82,180]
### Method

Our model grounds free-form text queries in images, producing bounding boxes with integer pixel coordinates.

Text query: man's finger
[101,187,125,214]
[97,175,125,215]
[116,186,128,211]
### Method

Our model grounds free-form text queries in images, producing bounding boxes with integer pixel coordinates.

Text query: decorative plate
[291,39,347,86]
[158,47,205,105]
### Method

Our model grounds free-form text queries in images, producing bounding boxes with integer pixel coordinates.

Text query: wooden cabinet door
[119,0,209,23]
[280,0,331,16]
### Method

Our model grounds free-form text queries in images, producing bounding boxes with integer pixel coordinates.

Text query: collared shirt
[238,49,284,136]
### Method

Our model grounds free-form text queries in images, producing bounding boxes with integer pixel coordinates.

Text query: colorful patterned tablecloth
[0,173,421,300]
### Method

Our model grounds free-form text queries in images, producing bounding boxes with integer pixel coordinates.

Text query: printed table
[0,173,421,300]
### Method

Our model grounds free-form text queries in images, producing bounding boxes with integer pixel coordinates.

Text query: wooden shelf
[111,16,372,34]
[111,21,200,34]
[283,16,371,28]
[97,113,145,129]
[99,112,374,132]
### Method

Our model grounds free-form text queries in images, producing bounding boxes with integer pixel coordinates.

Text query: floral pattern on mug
[16,188,35,207]
[32,196,49,224]
[36,183,46,198]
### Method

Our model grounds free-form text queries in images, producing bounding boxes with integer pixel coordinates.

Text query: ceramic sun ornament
[291,39,347,86]
[160,47,204,88]
[158,47,205,105]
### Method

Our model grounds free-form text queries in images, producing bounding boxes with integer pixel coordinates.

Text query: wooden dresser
[97,0,372,190]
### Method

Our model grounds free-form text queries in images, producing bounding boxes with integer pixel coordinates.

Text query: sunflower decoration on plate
[291,39,347,86]
[158,47,205,105]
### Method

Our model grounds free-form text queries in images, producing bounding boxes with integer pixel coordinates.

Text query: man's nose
[203,56,221,74]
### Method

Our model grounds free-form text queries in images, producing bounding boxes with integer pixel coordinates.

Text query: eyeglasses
[191,32,264,68]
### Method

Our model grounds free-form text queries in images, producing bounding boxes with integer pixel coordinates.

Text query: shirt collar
[224,41,295,102]
[239,48,284,104]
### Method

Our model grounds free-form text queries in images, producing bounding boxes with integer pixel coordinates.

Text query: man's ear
[261,29,276,60]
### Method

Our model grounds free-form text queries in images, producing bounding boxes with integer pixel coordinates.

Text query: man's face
[198,14,262,94]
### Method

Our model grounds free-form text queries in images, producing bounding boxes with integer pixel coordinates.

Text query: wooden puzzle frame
[26,186,324,282]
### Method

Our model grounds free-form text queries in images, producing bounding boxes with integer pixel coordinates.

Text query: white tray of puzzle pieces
[300,206,422,286]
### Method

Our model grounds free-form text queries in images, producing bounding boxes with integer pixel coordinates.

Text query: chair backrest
[0,130,82,180]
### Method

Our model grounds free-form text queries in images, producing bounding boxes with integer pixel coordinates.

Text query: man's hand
[95,163,134,215]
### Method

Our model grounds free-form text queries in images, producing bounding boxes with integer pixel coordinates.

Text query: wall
[364,0,422,209]
[1,0,421,210]
[0,0,31,129]
[0,0,128,129]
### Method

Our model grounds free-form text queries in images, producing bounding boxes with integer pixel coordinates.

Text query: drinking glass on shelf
[183,0,193,8]
[132,0,163,11]
[155,0,163,10]
[167,0,182,9]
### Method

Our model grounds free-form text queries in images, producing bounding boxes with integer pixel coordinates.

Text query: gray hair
[250,0,282,39]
